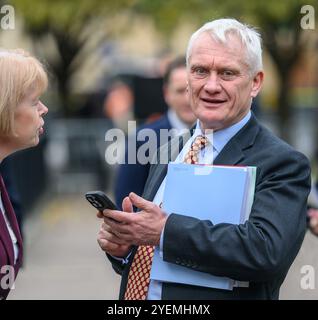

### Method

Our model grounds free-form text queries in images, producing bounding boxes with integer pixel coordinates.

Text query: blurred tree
[223,0,317,142]
[11,0,135,116]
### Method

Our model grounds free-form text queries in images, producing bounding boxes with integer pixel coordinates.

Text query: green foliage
[10,0,317,41]
[11,0,133,35]
[128,0,317,34]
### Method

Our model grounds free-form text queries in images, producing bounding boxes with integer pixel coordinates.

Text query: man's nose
[204,72,222,93]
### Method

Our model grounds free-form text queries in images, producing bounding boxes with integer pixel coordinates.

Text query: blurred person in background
[114,57,196,208]
[103,79,134,133]
[0,49,48,299]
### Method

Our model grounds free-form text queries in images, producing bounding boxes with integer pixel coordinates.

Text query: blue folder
[150,163,252,290]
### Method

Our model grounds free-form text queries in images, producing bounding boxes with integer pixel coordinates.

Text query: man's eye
[220,70,236,79]
[194,67,207,76]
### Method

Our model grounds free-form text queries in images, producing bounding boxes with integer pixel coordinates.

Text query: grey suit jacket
[109,114,311,300]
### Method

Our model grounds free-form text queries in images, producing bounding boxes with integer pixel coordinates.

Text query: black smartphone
[85,191,117,211]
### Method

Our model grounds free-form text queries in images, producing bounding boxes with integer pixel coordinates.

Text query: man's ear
[251,71,264,98]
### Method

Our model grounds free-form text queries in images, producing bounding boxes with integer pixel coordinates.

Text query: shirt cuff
[110,251,132,265]
[159,227,165,258]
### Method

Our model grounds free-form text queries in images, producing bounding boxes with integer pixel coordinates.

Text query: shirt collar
[194,111,251,153]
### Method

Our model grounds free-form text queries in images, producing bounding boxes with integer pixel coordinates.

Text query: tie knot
[192,135,208,148]
[184,135,209,164]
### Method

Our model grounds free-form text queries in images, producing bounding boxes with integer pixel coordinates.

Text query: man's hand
[308,208,318,236]
[101,192,168,247]
[97,196,133,257]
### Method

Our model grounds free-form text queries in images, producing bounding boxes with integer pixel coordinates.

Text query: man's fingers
[102,209,133,223]
[98,229,129,245]
[98,238,120,252]
[97,238,109,250]
[100,222,113,233]
[102,219,134,237]
[129,192,153,211]
[105,232,129,245]
[96,211,103,218]
[122,196,133,212]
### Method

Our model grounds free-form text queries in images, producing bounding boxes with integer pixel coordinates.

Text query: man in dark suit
[97,18,311,300]
[114,57,196,208]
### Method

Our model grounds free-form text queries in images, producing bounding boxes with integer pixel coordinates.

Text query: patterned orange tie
[124,135,209,300]
[124,245,154,300]
[184,135,209,164]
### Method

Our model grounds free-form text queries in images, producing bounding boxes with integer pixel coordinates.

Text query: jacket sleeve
[114,137,151,209]
[106,252,131,276]
[162,151,311,282]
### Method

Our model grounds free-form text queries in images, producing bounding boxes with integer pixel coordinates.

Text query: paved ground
[8,195,121,300]
[8,195,318,300]
[280,231,318,299]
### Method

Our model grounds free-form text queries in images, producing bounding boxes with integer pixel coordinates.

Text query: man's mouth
[200,97,227,106]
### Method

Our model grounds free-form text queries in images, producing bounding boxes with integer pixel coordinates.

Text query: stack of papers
[150,163,256,290]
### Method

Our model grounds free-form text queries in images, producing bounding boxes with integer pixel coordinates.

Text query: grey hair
[186,18,263,75]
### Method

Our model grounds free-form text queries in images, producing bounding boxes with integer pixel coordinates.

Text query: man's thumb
[129,192,148,210]
[122,196,133,212]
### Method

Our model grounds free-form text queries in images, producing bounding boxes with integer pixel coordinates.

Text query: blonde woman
[0,49,48,299]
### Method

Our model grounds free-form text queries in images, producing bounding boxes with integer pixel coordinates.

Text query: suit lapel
[0,191,15,266]
[214,139,244,165]
[143,164,167,202]
[214,114,260,165]
[143,132,192,201]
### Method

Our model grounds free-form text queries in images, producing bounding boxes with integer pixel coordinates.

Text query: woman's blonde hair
[0,49,48,135]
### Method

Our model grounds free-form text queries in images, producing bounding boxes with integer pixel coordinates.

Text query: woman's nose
[39,101,48,116]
